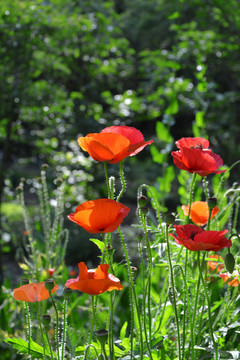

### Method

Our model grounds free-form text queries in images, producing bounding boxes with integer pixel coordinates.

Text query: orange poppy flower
[182,201,219,226]
[207,254,224,272]
[169,224,231,251]
[78,126,153,164]
[65,262,123,295]
[68,199,130,233]
[219,271,240,287]
[13,281,58,302]
[171,137,226,177]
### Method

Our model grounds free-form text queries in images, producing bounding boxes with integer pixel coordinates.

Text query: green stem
[101,343,109,360]
[117,161,126,202]
[104,162,112,199]
[187,173,197,221]
[118,227,144,360]
[203,177,209,201]
[24,302,32,357]
[61,299,68,360]
[49,292,60,360]
[44,326,54,360]
[36,302,45,359]
[165,225,181,360]
[197,252,218,360]
[174,265,194,360]
[140,211,153,345]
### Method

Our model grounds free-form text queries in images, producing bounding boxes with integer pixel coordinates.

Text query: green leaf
[4,337,54,358]
[120,321,128,339]
[90,238,105,252]
[155,122,172,143]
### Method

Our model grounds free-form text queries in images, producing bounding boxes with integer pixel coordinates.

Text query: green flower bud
[95,329,108,345]
[42,163,49,170]
[141,207,149,216]
[45,279,55,291]
[138,195,147,208]
[42,314,51,327]
[233,182,239,189]
[163,212,175,225]
[225,252,235,274]
[208,197,217,210]
[63,287,72,299]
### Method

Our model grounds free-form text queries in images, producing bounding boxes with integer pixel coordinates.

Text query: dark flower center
[189,231,199,240]
[190,144,203,149]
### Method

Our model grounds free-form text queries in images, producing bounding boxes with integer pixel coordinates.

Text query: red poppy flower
[176,137,210,150]
[68,199,130,234]
[47,268,55,277]
[13,281,58,302]
[78,126,153,164]
[169,224,231,251]
[219,271,240,287]
[65,262,123,295]
[182,201,219,226]
[171,137,226,176]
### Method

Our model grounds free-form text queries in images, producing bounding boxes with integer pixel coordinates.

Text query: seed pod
[42,314,51,327]
[208,197,217,210]
[163,212,175,225]
[45,279,55,291]
[138,195,148,208]
[95,329,108,345]
[225,252,235,274]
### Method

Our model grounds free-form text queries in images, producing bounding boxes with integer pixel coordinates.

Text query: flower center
[189,231,198,240]
[190,144,203,149]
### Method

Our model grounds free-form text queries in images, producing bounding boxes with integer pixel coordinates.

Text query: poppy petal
[176,137,209,149]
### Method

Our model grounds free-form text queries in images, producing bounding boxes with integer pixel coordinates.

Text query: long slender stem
[24,302,32,357]
[118,227,144,360]
[197,252,218,359]
[187,173,197,221]
[174,265,194,360]
[117,161,126,202]
[104,162,111,199]
[165,225,181,360]
[61,299,68,360]
[49,293,60,360]
[44,327,54,360]
[36,302,45,359]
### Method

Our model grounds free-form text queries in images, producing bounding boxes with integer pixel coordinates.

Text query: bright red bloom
[68,199,130,234]
[176,137,210,150]
[78,126,153,164]
[171,137,225,177]
[65,262,123,295]
[13,281,58,302]
[169,224,231,251]
[182,201,219,226]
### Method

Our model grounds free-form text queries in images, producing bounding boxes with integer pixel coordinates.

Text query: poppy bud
[63,287,72,299]
[233,182,239,189]
[42,314,51,327]
[225,252,235,274]
[138,195,147,208]
[208,197,217,211]
[163,212,175,225]
[16,186,23,194]
[95,329,108,345]
[42,163,49,170]
[141,207,149,216]
[56,177,63,185]
[45,279,55,291]
[21,278,29,285]
[20,178,26,183]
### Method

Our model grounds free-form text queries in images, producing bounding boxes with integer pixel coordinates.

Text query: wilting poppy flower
[169,224,231,251]
[13,281,58,302]
[65,262,123,295]
[182,201,219,226]
[171,137,226,177]
[68,199,130,234]
[175,137,210,150]
[207,254,224,272]
[78,126,153,164]
[219,271,240,287]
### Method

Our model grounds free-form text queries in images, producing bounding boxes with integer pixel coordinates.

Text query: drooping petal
[101,125,145,144]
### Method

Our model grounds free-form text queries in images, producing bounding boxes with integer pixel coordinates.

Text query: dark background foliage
[1,0,240,284]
